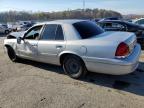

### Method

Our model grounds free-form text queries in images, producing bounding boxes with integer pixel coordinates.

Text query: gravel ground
[0,35,144,108]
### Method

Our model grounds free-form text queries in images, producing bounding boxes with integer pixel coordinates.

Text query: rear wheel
[6,46,18,62]
[63,55,87,79]
[5,30,9,34]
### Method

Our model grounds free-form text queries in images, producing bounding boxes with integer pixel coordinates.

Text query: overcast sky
[0,0,143,15]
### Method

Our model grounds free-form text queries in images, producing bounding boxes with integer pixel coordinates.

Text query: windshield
[73,21,104,39]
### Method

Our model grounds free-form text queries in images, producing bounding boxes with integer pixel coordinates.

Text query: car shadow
[17,59,144,96]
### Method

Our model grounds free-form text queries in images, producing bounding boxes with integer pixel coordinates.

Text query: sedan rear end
[83,31,141,75]
[72,20,141,75]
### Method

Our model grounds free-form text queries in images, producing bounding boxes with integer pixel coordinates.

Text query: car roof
[98,20,133,25]
[133,18,144,22]
[99,20,125,23]
[35,19,86,26]
[135,18,144,20]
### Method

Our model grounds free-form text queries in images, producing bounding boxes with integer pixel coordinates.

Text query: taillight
[115,42,130,58]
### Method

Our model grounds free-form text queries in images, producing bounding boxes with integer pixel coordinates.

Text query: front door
[17,25,43,60]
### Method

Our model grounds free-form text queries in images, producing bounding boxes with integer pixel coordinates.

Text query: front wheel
[6,47,19,62]
[5,30,9,34]
[63,55,87,79]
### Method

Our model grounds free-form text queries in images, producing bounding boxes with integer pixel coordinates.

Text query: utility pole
[83,0,85,11]
[83,0,86,19]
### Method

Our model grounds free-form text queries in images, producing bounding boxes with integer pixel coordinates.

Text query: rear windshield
[73,21,104,39]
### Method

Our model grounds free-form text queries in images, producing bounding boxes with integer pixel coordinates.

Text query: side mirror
[17,37,22,44]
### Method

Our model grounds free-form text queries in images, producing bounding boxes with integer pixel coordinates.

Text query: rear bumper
[84,44,141,75]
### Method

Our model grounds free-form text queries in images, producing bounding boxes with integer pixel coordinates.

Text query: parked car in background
[99,17,121,22]
[1,24,8,28]
[18,21,32,25]
[12,21,36,32]
[17,23,34,31]
[98,20,144,49]
[0,24,11,34]
[133,18,144,26]
[4,20,141,79]
[123,18,133,22]
[92,18,102,22]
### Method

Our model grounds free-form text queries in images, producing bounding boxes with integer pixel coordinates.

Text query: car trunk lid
[92,31,137,57]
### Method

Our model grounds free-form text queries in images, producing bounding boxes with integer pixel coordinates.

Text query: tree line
[0,8,122,23]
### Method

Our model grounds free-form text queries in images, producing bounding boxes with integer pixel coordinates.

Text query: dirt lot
[0,34,144,108]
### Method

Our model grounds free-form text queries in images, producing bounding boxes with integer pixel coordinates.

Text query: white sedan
[0,24,11,34]
[4,20,141,79]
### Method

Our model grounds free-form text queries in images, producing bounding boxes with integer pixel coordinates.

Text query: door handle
[31,44,37,47]
[56,45,63,49]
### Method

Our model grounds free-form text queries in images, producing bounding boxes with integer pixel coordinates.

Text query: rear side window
[41,24,64,40]
[55,25,64,40]
[73,21,104,39]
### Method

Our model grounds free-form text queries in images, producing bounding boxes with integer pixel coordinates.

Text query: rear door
[38,24,66,65]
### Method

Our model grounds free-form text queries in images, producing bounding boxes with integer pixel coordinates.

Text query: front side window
[73,21,104,39]
[25,25,43,40]
[104,23,112,28]
[112,23,125,29]
[41,24,64,40]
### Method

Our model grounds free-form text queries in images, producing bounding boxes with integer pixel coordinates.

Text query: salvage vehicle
[98,20,144,49]
[4,20,141,79]
[0,24,11,34]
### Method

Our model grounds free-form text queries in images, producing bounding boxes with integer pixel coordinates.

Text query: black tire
[6,46,18,62]
[5,30,9,34]
[63,55,87,79]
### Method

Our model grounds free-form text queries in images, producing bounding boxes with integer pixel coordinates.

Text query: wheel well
[60,53,85,65]
[5,45,14,52]
[5,45,11,49]
[5,30,9,33]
